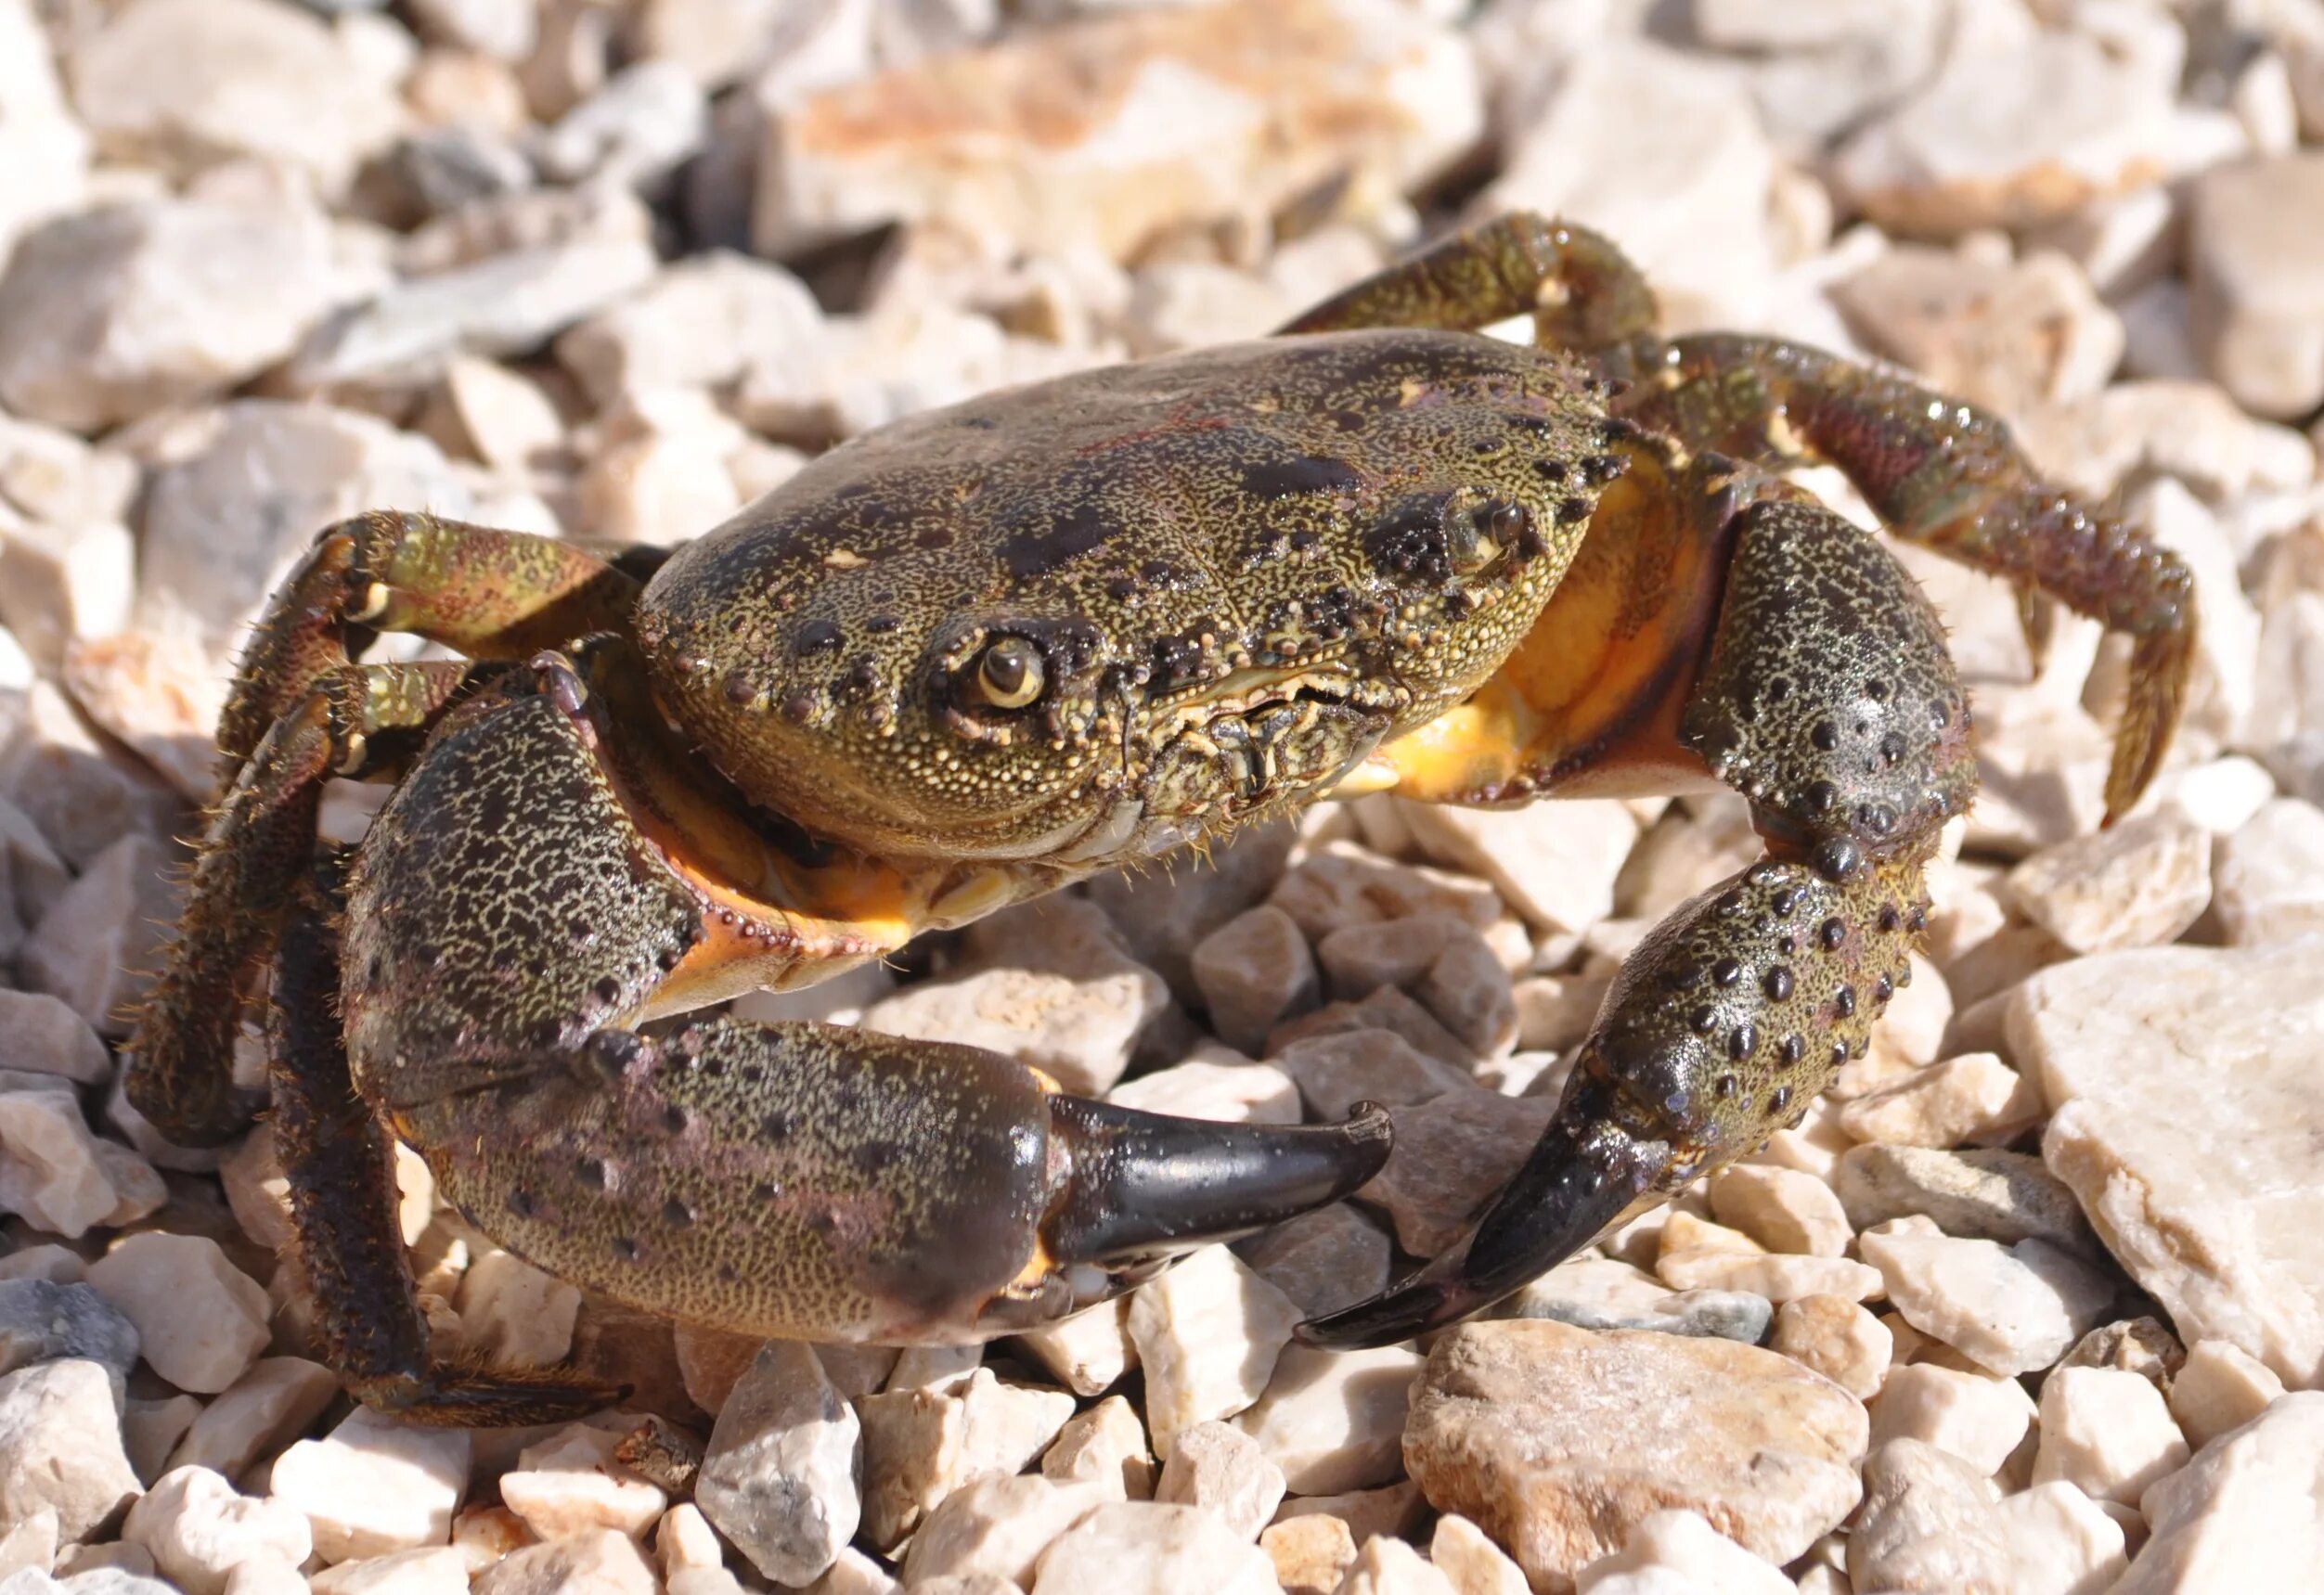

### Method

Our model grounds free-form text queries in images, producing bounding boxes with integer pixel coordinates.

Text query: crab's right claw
[1297,1067,1672,1349]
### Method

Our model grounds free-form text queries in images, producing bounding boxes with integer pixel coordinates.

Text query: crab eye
[1449,498,1522,574]
[972,637,1045,709]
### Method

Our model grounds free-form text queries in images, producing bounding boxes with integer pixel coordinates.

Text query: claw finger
[1043,1096,1395,1269]
[1298,1073,1670,1349]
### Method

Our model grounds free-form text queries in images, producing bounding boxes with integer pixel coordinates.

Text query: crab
[129,213,2193,1423]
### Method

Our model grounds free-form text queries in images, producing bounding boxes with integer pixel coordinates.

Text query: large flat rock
[1402,1319,1866,1592]
[2015,940,2324,1385]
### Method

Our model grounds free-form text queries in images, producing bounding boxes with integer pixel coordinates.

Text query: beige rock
[498,1424,667,1541]
[1832,25,2178,236]
[861,902,1171,1097]
[2019,942,2324,1384]
[123,1466,313,1595]
[24,833,178,1036]
[70,0,405,191]
[169,1357,339,1480]
[1707,1165,1850,1257]
[2188,152,2324,419]
[1127,1244,1299,1460]
[555,251,820,406]
[1107,1060,1301,1126]
[1271,1480,1427,1546]
[1837,1052,2041,1149]
[655,1502,721,1577]
[1771,1295,1892,1401]
[1029,1500,1281,1595]
[856,1383,964,1550]
[1155,1421,1284,1541]
[1832,246,2124,416]
[307,1544,472,1595]
[1402,1321,1866,1591]
[2006,811,2213,955]
[902,1474,1108,1589]
[1511,972,1613,1058]
[457,1251,581,1370]
[2212,799,2324,945]
[1499,1255,1774,1344]
[1334,1532,1456,1594]
[471,1528,657,1595]
[1484,39,1777,328]
[270,1408,471,1564]
[1231,1343,1418,1498]
[1040,1396,1154,1501]
[1428,1513,1527,1595]
[1260,1511,1355,1595]
[0,1358,142,1542]
[753,0,1478,263]
[1663,1244,1878,1309]
[0,1075,126,1239]
[1398,800,1640,938]
[1859,1226,2115,1377]
[1013,1299,1137,1398]
[2034,1366,2189,1506]
[1847,1439,2010,1595]
[1867,1363,2036,1475]
[0,516,133,675]
[2111,1391,2324,1591]
[85,1233,269,1395]
[1569,1508,1792,1595]
[1124,263,1297,359]
[2170,1339,2288,1451]
[1992,1479,2127,1595]
[1362,1089,1558,1256]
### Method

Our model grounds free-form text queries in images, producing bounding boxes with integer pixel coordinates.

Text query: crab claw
[1296,1069,1672,1349]
[977,1095,1396,1333]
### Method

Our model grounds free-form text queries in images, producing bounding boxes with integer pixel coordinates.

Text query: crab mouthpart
[1142,665,1392,816]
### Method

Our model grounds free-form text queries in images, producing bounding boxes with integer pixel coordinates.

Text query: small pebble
[122,1466,312,1595]
[1125,1245,1298,1460]
[2034,1365,2191,1504]
[693,1339,859,1585]
[84,1233,269,1396]
[1154,1421,1284,1540]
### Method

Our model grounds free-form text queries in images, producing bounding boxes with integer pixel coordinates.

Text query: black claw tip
[1045,1096,1393,1267]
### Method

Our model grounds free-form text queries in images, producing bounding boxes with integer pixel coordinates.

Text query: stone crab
[130,213,2194,1422]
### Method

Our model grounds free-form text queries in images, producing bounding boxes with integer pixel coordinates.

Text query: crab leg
[1302,475,1970,1347]
[1618,334,2195,819]
[268,850,623,1424]
[129,659,483,1146]
[135,513,642,1146]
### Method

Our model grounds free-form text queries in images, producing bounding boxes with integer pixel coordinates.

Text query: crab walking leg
[1618,334,2197,819]
[269,852,623,1424]
[128,660,483,1147]
[218,510,639,786]
[316,652,1387,1406]
[1277,212,1659,358]
[1302,488,1974,1348]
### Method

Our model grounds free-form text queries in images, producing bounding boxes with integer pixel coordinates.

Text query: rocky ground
[3,0,2324,1591]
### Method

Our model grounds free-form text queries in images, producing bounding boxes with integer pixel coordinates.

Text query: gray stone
[1832,1145,2094,1251]
[1362,1088,1557,1255]
[1494,1257,1774,1344]
[1232,1203,1392,1319]
[0,1282,138,1394]
[695,1340,861,1587]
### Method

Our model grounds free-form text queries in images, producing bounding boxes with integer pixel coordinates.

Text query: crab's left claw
[1298,1066,1673,1349]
